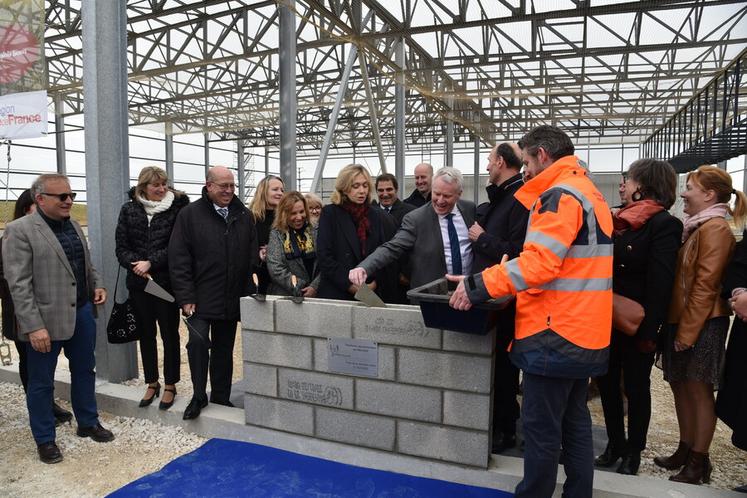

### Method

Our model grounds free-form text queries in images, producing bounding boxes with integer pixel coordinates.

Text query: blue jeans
[515,372,594,498]
[25,302,99,444]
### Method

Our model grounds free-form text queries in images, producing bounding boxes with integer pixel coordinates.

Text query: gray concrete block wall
[241,296,495,468]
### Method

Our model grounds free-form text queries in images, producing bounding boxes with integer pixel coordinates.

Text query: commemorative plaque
[327,338,378,377]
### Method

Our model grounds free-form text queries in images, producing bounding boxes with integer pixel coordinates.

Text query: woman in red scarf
[316,164,397,301]
[656,165,747,484]
[595,159,682,475]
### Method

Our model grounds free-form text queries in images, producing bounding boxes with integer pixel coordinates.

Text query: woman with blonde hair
[248,175,284,294]
[655,165,747,484]
[304,192,323,227]
[316,164,397,300]
[266,192,320,297]
[115,165,189,410]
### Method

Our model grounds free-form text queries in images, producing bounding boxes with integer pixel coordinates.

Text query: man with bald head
[469,142,529,454]
[169,166,257,419]
[404,162,433,207]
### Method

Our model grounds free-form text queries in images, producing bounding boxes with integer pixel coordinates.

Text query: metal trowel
[354,284,387,308]
[250,273,266,302]
[144,275,175,302]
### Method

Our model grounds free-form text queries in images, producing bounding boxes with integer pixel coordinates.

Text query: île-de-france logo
[0,22,40,85]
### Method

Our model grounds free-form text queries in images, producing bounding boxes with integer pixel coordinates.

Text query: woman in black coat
[718,230,747,492]
[594,159,683,475]
[316,164,397,301]
[115,166,189,410]
[248,175,285,294]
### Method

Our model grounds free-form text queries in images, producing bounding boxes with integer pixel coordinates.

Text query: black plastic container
[407,277,504,335]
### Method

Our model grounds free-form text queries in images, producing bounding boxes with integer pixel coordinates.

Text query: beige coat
[2,211,103,341]
[668,217,734,346]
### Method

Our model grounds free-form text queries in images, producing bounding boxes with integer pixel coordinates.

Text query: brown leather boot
[654,441,691,470]
[669,450,712,485]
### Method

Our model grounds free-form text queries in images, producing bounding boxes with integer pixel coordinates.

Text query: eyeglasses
[309,206,321,212]
[40,192,77,202]
[210,182,236,190]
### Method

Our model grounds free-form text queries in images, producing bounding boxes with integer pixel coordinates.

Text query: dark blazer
[613,210,683,343]
[168,189,258,321]
[374,199,415,227]
[473,174,528,272]
[359,199,476,290]
[2,211,103,341]
[316,203,398,301]
[717,230,747,451]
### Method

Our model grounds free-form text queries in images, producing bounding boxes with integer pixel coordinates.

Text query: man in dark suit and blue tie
[349,167,475,292]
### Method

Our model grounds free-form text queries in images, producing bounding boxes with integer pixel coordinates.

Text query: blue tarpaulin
[109,438,513,497]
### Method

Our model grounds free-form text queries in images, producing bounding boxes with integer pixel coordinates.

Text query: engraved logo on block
[366,317,429,337]
[285,379,343,407]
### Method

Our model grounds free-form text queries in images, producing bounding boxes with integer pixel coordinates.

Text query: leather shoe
[492,433,517,454]
[734,484,747,493]
[211,399,235,408]
[183,397,208,420]
[53,402,73,425]
[77,423,114,442]
[616,452,641,475]
[37,441,63,464]
[595,442,625,467]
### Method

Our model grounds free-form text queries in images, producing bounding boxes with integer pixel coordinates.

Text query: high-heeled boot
[669,450,712,484]
[653,440,691,470]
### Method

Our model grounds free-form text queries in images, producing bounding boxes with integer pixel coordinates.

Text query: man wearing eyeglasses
[2,174,112,464]
[169,166,258,420]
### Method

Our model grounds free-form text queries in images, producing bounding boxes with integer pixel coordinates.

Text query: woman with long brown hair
[656,165,747,484]
[266,191,319,297]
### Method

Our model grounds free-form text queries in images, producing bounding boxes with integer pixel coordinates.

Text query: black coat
[373,199,415,227]
[0,238,17,340]
[473,174,528,272]
[316,203,397,301]
[612,210,683,343]
[252,209,275,295]
[403,190,431,208]
[717,231,747,451]
[115,188,189,293]
[168,189,258,321]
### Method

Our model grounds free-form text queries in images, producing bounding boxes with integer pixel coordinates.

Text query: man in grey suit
[349,167,475,291]
[2,174,112,464]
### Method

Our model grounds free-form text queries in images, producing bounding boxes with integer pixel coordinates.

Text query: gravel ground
[2,321,746,495]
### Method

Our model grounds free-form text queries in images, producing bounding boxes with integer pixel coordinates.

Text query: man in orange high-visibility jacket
[449,125,613,498]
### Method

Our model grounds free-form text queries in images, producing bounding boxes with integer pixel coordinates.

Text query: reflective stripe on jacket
[465,155,613,378]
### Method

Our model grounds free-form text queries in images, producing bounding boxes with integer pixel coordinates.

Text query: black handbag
[107,268,141,344]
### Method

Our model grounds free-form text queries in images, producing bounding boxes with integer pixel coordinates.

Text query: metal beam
[237,139,246,202]
[394,38,406,191]
[278,0,297,190]
[165,121,174,185]
[203,132,210,177]
[357,50,387,174]
[81,0,137,383]
[473,136,480,204]
[54,94,66,175]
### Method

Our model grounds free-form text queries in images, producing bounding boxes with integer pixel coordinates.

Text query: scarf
[341,200,370,257]
[137,190,174,224]
[682,202,729,242]
[613,199,665,236]
[282,223,316,260]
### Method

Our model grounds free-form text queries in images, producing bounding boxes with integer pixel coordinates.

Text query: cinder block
[278,369,353,409]
[243,330,312,369]
[397,421,489,467]
[443,391,491,430]
[275,298,353,338]
[442,328,495,355]
[244,394,314,435]
[397,349,491,393]
[313,339,395,380]
[243,362,277,397]
[315,407,395,451]
[240,296,275,332]
[352,306,441,348]
[356,379,441,422]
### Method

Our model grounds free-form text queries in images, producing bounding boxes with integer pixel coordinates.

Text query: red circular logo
[0,23,40,84]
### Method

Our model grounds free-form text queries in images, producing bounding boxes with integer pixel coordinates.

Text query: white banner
[0,89,47,139]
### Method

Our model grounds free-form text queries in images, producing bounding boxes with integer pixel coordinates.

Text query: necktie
[217,207,228,220]
[446,213,462,275]
[386,206,391,213]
